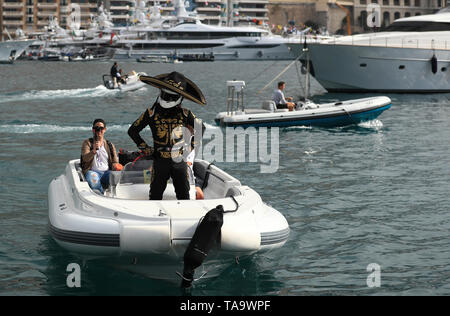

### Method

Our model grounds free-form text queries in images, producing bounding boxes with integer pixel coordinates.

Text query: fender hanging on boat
[431,54,438,74]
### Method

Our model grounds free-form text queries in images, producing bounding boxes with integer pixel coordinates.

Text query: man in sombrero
[128,71,206,200]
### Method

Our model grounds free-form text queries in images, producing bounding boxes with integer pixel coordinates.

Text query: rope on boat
[257,54,303,95]
[336,105,355,123]
[176,270,208,282]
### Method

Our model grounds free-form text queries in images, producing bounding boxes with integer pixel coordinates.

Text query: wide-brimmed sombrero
[139,72,206,106]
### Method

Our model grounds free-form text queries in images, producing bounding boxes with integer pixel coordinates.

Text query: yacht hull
[113,46,294,61]
[0,40,32,63]
[288,42,450,93]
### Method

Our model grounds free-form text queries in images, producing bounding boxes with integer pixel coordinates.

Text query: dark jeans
[150,158,190,200]
[276,103,288,109]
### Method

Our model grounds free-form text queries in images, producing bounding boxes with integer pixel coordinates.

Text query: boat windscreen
[119,159,194,185]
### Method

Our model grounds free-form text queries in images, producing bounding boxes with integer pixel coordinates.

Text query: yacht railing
[328,36,450,51]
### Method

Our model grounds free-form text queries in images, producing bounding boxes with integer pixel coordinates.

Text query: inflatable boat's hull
[48,160,289,281]
[215,97,392,128]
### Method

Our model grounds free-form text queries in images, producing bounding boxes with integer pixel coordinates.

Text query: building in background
[354,0,446,33]
[0,0,271,39]
[2,0,448,41]
[0,0,98,40]
[267,0,447,35]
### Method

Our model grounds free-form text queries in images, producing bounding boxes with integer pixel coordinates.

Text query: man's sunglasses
[93,126,105,132]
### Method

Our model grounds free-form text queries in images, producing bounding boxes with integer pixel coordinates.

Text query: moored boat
[286,11,450,93]
[0,39,33,63]
[136,55,183,63]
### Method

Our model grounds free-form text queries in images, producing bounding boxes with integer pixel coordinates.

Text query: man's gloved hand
[139,145,153,156]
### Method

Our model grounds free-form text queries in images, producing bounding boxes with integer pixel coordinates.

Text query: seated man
[272,81,295,111]
[81,118,121,194]
[118,69,127,84]
[186,149,204,200]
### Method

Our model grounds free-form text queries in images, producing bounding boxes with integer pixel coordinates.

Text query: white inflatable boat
[48,158,289,284]
[102,71,147,92]
[215,81,392,128]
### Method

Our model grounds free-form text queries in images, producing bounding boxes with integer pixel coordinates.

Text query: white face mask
[158,89,182,109]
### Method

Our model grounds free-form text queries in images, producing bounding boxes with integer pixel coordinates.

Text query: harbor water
[0,60,449,295]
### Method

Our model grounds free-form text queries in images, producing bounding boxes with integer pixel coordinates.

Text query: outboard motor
[181,205,224,289]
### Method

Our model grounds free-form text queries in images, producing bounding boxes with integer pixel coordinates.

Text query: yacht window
[399,65,405,70]
[158,31,260,40]
[385,21,450,32]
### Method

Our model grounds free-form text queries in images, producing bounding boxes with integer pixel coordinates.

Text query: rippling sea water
[0,60,449,296]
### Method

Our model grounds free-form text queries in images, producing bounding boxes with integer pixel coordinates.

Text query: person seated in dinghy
[118,69,127,84]
[272,81,295,111]
[80,119,123,195]
[185,137,205,200]
[128,71,206,201]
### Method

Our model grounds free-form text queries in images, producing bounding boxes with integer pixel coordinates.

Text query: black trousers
[150,158,190,200]
[276,103,288,109]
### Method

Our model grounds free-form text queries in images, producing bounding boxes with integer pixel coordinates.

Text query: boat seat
[225,186,241,197]
[193,160,211,190]
[114,182,196,200]
[262,100,276,112]
[75,162,86,182]
[197,163,241,199]
[262,100,289,112]
[244,109,270,114]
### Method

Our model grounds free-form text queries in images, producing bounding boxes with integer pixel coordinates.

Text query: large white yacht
[0,39,32,63]
[287,11,450,92]
[23,6,118,60]
[111,0,296,60]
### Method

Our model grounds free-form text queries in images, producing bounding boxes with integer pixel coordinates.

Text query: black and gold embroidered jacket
[128,103,204,153]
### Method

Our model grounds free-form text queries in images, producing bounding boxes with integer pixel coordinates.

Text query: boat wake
[283,126,313,131]
[0,123,130,134]
[0,121,222,134]
[0,85,118,103]
[357,119,383,129]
